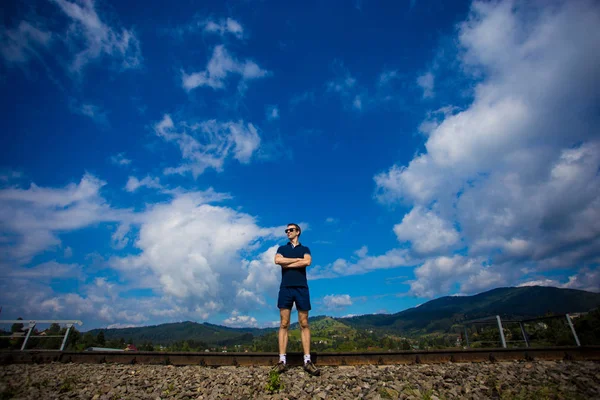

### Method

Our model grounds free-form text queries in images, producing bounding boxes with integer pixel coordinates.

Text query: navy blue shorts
[277,286,311,311]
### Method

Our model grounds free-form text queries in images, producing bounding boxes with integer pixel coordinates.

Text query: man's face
[285,225,299,240]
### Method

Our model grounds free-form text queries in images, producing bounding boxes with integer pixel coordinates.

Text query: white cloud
[64,246,73,258]
[562,268,600,293]
[69,100,109,126]
[1,261,82,280]
[111,223,131,249]
[0,170,23,183]
[326,62,369,111]
[416,71,434,98]
[352,95,362,110]
[266,105,279,121]
[0,174,128,263]
[51,0,142,73]
[311,248,415,280]
[125,176,162,192]
[518,268,600,293]
[327,63,410,112]
[40,298,64,313]
[323,294,353,309]
[459,266,506,295]
[0,21,52,65]
[223,313,258,328]
[354,246,368,258]
[154,114,261,178]
[375,0,600,297]
[325,217,338,224]
[327,72,356,93]
[409,256,486,298]
[0,174,289,325]
[393,206,460,255]
[109,190,283,316]
[289,91,315,108]
[182,45,268,91]
[1,0,141,77]
[518,279,560,288]
[110,152,131,166]
[240,246,282,306]
[378,70,398,86]
[204,18,244,39]
[106,323,141,329]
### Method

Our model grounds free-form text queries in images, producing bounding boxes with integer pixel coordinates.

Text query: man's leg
[278,308,291,357]
[298,310,310,356]
[299,310,320,376]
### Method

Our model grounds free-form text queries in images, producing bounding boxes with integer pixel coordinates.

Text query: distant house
[125,344,138,351]
[85,347,125,352]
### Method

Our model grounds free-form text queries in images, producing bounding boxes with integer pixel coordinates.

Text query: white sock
[279,354,286,364]
[304,354,311,365]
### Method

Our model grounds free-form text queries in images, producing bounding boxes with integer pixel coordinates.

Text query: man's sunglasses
[285,228,297,233]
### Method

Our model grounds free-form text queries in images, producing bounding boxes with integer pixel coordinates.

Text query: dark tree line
[2,309,597,352]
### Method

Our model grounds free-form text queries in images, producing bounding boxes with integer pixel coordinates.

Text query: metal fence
[458,314,582,349]
[0,320,83,351]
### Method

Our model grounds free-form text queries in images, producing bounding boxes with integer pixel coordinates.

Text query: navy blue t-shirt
[277,242,311,287]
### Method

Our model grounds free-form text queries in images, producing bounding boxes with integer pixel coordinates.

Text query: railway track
[2,346,599,366]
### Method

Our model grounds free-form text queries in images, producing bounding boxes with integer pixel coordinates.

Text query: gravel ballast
[2,360,599,399]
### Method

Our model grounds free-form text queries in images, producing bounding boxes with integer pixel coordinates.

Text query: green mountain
[341,286,600,335]
[87,321,275,347]
[289,316,356,341]
[86,286,600,345]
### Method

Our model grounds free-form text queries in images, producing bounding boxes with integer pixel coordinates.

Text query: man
[272,223,320,376]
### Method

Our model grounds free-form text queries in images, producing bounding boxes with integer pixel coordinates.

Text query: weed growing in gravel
[485,375,504,397]
[265,370,283,393]
[59,376,77,393]
[31,378,50,389]
[378,387,400,399]
[499,384,583,400]
[402,384,437,400]
[162,382,176,396]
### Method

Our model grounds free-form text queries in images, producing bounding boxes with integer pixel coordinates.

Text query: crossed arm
[274,253,312,268]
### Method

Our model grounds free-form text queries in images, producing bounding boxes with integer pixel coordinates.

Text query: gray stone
[2,360,600,399]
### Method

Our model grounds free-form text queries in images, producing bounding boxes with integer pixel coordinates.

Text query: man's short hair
[287,223,301,236]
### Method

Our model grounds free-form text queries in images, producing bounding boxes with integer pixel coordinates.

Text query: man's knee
[280,320,290,330]
[299,316,309,330]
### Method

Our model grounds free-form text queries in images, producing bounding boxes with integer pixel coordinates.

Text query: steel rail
[1,346,599,366]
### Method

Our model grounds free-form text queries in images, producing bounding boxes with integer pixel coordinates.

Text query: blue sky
[1,0,599,330]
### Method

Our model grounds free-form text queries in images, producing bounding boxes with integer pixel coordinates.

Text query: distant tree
[106,339,122,349]
[48,323,61,334]
[574,308,600,345]
[96,331,106,346]
[66,328,81,350]
[82,332,96,349]
[182,341,190,352]
[11,317,24,333]
[139,341,154,351]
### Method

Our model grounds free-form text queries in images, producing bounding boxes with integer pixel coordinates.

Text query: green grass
[402,384,437,400]
[265,370,284,393]
[59,376,77,393]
